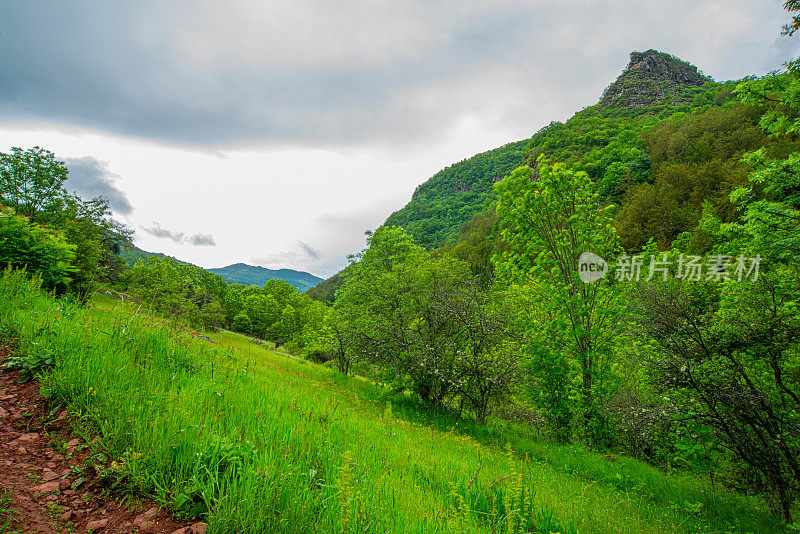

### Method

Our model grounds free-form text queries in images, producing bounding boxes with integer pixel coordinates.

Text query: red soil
[0,344,208,534]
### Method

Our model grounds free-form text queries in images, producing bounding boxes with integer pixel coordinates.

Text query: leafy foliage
[221,278,329,353]
[633,273,800,523]
[0,146,132,298]
[615,100,800,250]
[306,270,344,303]
[494,159,624,444]
[0,206,76,290]
[0,146,69,218]
[333,227,522,422]
[2,349,56,383]
[125,256,227,330]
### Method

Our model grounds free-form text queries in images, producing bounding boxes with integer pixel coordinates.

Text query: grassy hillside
[0,270,786,533]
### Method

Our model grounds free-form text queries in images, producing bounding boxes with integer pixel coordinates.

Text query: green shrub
[0,206,75,291]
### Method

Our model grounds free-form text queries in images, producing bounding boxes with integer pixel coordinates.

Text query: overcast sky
[1,0,797,277]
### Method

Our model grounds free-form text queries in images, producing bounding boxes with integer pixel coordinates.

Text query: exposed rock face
[599,49,709,109]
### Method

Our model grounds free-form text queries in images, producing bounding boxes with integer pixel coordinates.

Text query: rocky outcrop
[599,49,709,109]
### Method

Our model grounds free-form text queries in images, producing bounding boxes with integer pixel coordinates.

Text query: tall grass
[208,328,786,533]
[0,270,787,533]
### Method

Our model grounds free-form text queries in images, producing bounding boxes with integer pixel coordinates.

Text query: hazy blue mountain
[209,263,323,293]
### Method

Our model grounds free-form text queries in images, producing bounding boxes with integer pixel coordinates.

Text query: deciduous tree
[494,158,624,443]
[0,147,68,218]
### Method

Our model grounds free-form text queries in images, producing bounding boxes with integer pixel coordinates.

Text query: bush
[606,390,674,461]
[0,206,75,291]
[231,313,252,334]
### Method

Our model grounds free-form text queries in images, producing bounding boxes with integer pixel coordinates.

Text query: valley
[2,4,800,533]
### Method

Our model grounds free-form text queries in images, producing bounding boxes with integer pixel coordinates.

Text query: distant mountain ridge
[120,246,322,292]
[209,263,323,293]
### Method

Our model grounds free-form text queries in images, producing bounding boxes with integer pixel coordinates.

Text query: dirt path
[0,345,207,534]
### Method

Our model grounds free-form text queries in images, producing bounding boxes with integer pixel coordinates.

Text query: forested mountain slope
[120,244,185,267]
[385,49,746,250]
[308,49,798,301]
[382,139,529,249]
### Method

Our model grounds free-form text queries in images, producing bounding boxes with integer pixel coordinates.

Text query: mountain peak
[599,49,709,109]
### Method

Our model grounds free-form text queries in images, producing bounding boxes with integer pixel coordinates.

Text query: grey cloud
[297,241,320,260]
[190,234,217,247]
[1,2,797,149]
[303,201,404,276]
[142,223,185,243]
[252,241,322,271]
[64,156,133,215]
[141,222,216,246]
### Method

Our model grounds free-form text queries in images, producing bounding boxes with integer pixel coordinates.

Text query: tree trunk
[775,481,794,524]
[579,339,606,447]
[580,345,594,430]
[475,399,488,425]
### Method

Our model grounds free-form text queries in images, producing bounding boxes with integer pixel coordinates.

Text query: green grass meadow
[0,271,787,533]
